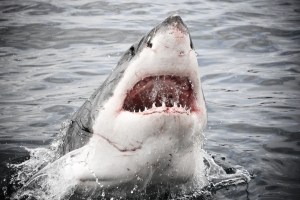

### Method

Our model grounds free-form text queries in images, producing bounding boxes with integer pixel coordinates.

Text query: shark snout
[162,15,189,35]
[150,15,193,54]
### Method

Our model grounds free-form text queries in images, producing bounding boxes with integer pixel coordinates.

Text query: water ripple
[0,0,299,199]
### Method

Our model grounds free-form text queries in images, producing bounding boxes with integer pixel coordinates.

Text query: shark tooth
[174,102,178,108]
[152,102,156,108]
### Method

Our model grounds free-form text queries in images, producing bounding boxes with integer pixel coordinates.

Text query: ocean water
[0,0,299,199]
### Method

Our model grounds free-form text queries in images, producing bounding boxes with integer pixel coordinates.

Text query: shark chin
[16,15,208,198]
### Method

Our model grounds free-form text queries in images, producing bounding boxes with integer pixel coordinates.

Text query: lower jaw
[126,107,194,115]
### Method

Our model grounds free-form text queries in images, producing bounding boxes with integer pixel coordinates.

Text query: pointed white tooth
[179,104,182,108]
[152,102,156,108]
[139,109,141,113]
[145,107,148,111]
[162,102,166,108]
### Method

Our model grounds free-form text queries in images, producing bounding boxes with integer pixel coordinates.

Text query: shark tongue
[123,75,195,113]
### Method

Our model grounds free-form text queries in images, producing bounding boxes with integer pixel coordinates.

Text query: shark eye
[147,41,153,48]
[146,36,153,48]
[129,45,135,56]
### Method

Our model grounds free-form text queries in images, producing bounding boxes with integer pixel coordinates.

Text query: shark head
[91,15,206,146]
[92,15,206,138]
[76,15,208,187]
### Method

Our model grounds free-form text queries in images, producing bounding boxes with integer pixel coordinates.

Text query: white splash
[9,122,251,200]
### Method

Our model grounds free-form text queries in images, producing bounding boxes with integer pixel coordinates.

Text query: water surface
[0,0,299,199]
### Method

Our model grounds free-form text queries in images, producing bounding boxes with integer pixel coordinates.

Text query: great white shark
[15,15,210,198]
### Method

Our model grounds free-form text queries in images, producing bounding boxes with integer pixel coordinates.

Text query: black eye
[147,41,153,48]
[129,45,135,56]
[146,36,153,48]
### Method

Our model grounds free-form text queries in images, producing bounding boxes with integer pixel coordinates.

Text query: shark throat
[122,75,196,113]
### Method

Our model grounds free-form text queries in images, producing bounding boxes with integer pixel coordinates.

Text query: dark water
[0,0,299,199]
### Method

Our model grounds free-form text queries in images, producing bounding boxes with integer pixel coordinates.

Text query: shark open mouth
[123,75,196,114]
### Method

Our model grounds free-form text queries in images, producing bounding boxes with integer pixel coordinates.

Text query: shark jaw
[81,15,207,191]
[123,75,197,115]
